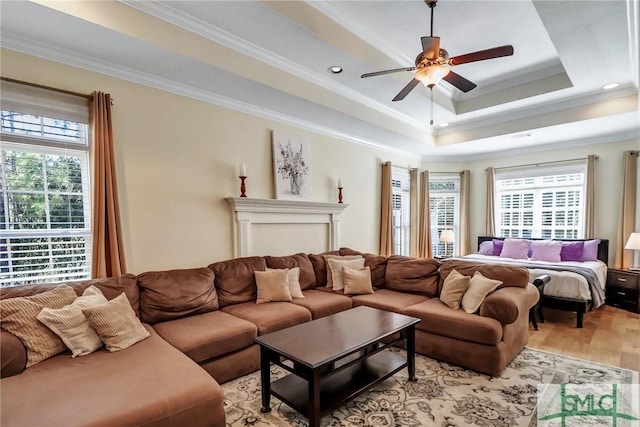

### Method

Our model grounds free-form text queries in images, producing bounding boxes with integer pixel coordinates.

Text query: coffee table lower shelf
[271,350,406,417]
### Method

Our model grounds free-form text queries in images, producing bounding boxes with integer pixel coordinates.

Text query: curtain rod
[1,77,92,100]
[486,156,598,172]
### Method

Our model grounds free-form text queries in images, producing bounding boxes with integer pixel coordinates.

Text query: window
[494,163,586,239]
[1,85,91,287]
[429,175,460,257]
[391,167,411,256]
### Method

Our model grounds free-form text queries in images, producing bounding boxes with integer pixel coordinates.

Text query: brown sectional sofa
[0,249,539,427]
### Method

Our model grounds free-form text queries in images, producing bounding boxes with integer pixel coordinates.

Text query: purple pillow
[560,241,584,262]
[582,239,601,261]
[530,240,562,262]
[500,238,530,259]
[491,239,504,256]
[478,240,493,255]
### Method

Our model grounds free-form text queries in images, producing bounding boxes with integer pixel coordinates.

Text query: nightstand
[606,268,640,313]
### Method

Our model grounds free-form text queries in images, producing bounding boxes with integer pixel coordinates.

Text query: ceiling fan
[361,0,514,105]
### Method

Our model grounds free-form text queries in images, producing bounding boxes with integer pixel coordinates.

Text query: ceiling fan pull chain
[430,87,434,126]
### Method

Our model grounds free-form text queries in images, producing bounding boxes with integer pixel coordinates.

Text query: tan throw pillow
[461,271,503,314]
[323,255,364,288]
[82,293,150,352]
[439,269,471,309]
[326,257,365,291]
[267,267,304,299]
[255,269,293,304]
[37,286,108,357]
[343,266,374,295]
[0,285,77,367]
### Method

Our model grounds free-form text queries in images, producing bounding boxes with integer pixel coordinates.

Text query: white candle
[239,163,246,177]
[337,178,343,188]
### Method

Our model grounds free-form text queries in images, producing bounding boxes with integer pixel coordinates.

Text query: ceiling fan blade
[421,36,440,60]
[361,67,415,78]
[442,70,477,93]
[392,79,421,101]
[448,45,514,66]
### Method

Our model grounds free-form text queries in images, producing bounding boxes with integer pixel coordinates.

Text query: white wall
[424,140,640,265]
[0,49,420,274]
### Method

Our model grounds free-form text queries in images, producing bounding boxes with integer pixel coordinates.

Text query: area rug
[222,347,638,427]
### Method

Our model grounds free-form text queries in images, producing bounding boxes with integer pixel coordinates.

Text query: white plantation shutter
[1,82,91,287]
[429,175,460,257]
[495,162,586,239]
[391,167,411,256]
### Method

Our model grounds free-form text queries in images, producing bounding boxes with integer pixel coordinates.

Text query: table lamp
[440,229,455,244]
[625,232,640,271]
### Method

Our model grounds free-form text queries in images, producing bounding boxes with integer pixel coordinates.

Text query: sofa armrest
[1,330,27,378]
[478,283,540,325]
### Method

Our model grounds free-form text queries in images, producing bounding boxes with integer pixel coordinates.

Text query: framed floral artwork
[272,131,311,200]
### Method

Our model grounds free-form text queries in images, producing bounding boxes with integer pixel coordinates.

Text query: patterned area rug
[222,347,638,427]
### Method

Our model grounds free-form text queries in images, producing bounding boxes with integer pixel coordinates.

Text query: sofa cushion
[1,330,27,378]
[326,257,365,290]
[0,275,141,317]
[403,298,503,345]
[0,325,225,427]
[0,285,78,367]
[153,311,257,363]
[384,256,440,296]
[291,289,353,319]
[439,259,529,291]
[36,286,107,358]
[82,293,150,352]
[138,267,218,324]
[439,269,470,309]
[461,272,503,314]
[221,301,311,335]
[307,251,339,286]
[339,249,388,288]
[351,289,429,313]
[209,256,267,307]
[343,266,374,295]
[265,253,316,290]
[267,267,304,298]
[255,269,292,304]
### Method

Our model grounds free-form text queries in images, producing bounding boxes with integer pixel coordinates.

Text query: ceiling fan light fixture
[415,64,450,87]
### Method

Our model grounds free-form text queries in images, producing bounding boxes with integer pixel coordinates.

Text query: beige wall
[423,139,640,265]
[1,50,420,273]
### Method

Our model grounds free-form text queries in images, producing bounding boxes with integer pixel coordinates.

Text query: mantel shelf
[224,198,349,257]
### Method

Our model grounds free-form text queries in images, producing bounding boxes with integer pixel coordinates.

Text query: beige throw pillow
[461,271,503,314]
[323,255,364,288]
[326,257,365,291]
[82,293,150,352]
[255,269,293,304]
[342,266,374,295]
[37,286,108,357]
[439,269,471,309]
[0,285,78,367]
[267,267,304,299]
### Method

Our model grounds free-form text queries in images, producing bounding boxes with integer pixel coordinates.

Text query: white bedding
[461,254,607,302]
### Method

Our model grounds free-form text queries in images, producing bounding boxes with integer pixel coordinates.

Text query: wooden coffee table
[254,306,420,427]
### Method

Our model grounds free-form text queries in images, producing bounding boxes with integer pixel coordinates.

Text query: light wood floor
[527,304,640,373]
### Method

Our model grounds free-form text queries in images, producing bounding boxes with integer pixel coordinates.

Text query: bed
[455,236,609,328]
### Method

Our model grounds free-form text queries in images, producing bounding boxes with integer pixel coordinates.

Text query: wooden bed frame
[477,236,609,328]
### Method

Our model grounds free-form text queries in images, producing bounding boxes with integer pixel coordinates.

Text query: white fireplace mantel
[225,198,349,257]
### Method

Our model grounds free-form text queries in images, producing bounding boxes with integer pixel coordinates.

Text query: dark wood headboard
[477,236,609,265]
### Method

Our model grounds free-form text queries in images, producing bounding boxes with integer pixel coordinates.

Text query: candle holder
[239,176,247,198]
[338,186,343,204]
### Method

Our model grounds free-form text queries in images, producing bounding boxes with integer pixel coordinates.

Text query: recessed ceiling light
[511,132,531,139]
[328,66,343,74]
[602,82,620,90]
[438,122,449,128]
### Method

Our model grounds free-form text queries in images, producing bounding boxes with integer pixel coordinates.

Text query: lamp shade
[440,229,455,243]
[625,232,640,250]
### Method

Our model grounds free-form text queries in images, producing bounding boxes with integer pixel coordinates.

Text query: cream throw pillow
[342,266,374,295]
[255,269,293,304]
[323,255,363,288]
[37,286,108,357]
[326,257,365,291]
[461,271,503,314]
[267,267,304,299]
[82,293,150,352]
[439,269,471,309]
[0,285,77,367]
